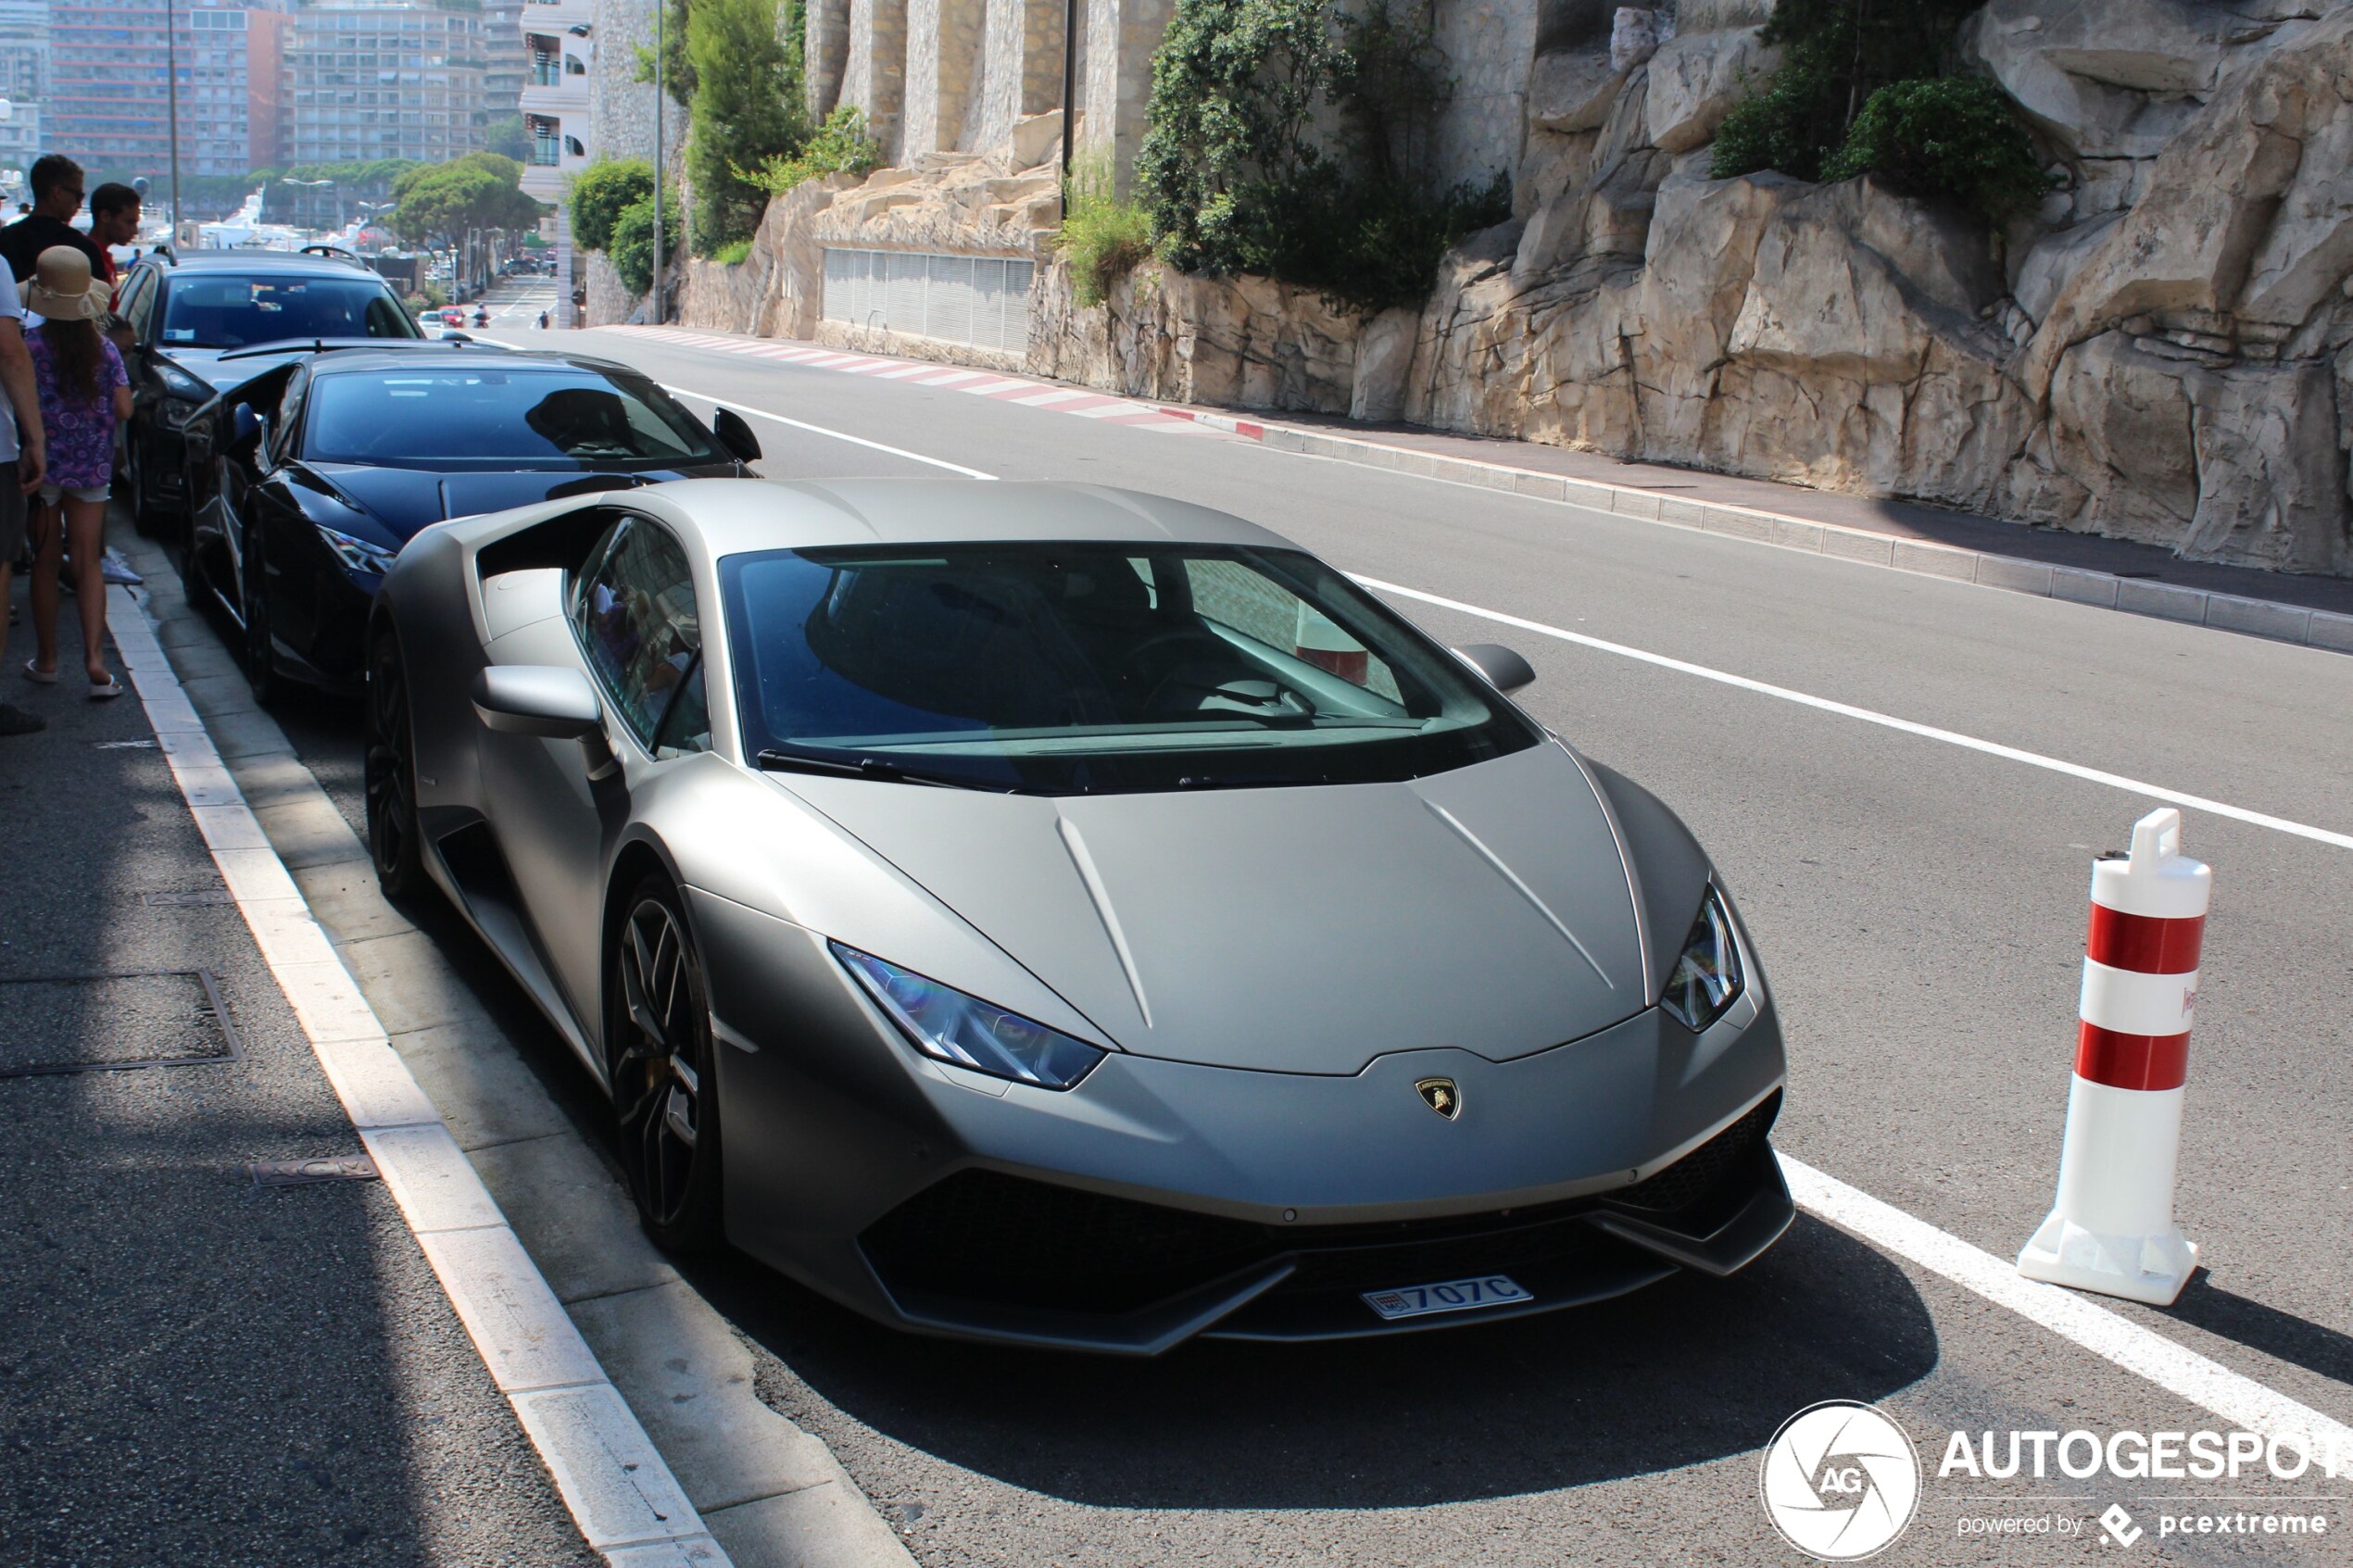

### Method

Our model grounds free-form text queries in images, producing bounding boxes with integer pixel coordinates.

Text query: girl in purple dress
[22,245,128,697]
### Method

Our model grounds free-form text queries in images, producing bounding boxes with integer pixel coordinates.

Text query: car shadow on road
[691,1207,1937,1509]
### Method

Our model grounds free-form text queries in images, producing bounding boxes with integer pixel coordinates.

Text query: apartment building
[45,0,286,179]
[281,0,490,167]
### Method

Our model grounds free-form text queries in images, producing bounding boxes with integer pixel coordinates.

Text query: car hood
[305,465,726,542]
[165,340,379,395]
[774,741,1652,1074]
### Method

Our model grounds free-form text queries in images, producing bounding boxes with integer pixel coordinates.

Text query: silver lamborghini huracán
[366,478,1791,1353]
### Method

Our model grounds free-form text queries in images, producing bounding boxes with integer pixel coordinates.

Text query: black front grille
[860,1169,1274,1315]
[860,1093,1780,1320]
[1605,1091,1780,1219]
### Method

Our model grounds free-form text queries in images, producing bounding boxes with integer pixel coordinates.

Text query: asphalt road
[243,306,2353,1566]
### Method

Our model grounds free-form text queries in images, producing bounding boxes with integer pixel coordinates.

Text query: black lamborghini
[180,345,761,701]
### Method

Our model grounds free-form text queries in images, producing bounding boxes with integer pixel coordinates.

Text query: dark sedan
[182,346,761,701]
[115,246,428,533]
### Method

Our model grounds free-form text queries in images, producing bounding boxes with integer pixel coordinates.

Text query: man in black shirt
[0,156,105,286]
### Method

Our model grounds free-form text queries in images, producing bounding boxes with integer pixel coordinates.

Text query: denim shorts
[38,483,108,506]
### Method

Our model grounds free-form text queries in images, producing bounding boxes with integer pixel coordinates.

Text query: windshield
[160,273,422,349]
[721,543,1540,794]
[302,369,724,468]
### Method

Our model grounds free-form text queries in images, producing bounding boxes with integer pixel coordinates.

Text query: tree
[568,158,655,252]
[635,0,699,103]
[392,161,545,246]
[486,116,530,161]
[685,0,804,253]
[610,194,682,295]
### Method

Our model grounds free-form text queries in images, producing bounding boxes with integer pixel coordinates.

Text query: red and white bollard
[2017,807,2208,1305]
[1293,603,1369,684]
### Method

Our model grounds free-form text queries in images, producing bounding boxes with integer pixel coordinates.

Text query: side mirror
[471,664,603,739]
[711,406,762,464]
[1453,643,1536,695]
[228,403,265,461]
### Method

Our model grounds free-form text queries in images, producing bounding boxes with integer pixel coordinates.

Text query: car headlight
[157,362,209,398]
[832,942,1105,1089]
[315,523,400,577]
[157,396,205,430]
[1659,885,1743,1033]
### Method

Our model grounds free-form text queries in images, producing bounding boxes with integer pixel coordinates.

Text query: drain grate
[0,972,241,1078]
[250,1156,379,1187]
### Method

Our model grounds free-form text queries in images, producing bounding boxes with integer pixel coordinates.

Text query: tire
[240,528,279,708]
[609,875,725,1252]
[127,433,177,540]
[362,631,426,900]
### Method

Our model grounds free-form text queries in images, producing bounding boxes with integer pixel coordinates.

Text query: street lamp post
[165,0,182,236]
[650,0,664,325]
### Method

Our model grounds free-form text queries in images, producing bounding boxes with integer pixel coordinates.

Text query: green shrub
[1709,0,1980,183]
[568,158,654,252]
[1058,157,1158,306]
[684,0,805,254]
[1136,0,1508,311]
[610,194,683,296]
[1822,77,2053,222]
[709,237,753,265]
[744,106,881,197]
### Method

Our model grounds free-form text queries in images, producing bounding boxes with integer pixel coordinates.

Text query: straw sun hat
[26,245,107,320]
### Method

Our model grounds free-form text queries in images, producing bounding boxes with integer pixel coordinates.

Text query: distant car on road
[363,477,1793,1352]
[440,306,468,326]
[182,346,761,701]
[114,246,424,535]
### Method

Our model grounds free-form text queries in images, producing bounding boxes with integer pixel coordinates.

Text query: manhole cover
[0,972,240,1078]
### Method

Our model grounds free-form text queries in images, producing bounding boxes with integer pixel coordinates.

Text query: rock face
[1380,0,2353,574]
[1029,260,1364,412]
[720,0,2353,575]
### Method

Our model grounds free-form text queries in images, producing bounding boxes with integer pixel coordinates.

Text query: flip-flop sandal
[21,659,57,684]
[88,674,123,700]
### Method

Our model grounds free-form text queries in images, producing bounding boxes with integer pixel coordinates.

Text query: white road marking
[1784,1156,2353,1455]
[1357,576,2353,853]
[109,586,731,1565]
[658,383,997,479]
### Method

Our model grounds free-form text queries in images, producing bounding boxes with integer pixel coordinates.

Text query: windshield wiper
[756,746,1008,792]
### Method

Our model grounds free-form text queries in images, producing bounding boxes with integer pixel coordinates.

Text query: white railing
[822,249,1034,355]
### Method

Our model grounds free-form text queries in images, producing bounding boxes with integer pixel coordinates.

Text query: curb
[109,583,728,1568]
[1148,408,2353,659]
[112,539,922,1568]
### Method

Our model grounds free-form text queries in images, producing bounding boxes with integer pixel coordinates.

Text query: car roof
[632,477,1295,554]
[147,249,388,279]
[306,346,648,378]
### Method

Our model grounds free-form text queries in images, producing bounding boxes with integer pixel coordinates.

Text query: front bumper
[694,894,1790,1354]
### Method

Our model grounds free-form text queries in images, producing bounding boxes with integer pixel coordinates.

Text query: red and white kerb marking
[2019,808,2208,1306]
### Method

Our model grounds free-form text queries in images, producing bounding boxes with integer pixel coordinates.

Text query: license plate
[1361,1273,1532,1322]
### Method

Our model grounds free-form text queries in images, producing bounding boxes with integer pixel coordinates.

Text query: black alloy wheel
[240,527,279,707]
[362,633,425,899]
[610,877,724,1251]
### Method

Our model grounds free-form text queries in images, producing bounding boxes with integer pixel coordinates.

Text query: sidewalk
[0,543,598,1564]
[99,515,917,1568]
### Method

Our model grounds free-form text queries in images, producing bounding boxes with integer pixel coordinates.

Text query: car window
[303,368,723,468]
[272,366,309,463]
[159,273,422,349]
[572,514,703,750]
[119,270,157,341]
[720,542,1539,795]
